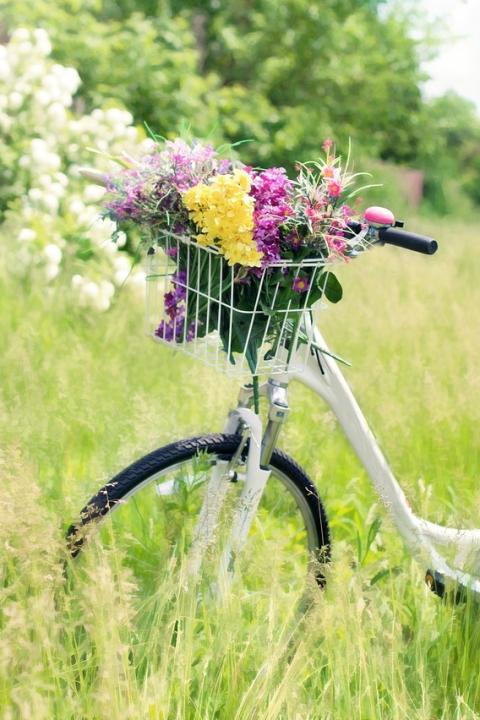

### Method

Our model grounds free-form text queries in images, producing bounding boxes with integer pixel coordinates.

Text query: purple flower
[249,167,293,267]
[155,269,192,339]
[155,317,196,343]
[286,232,302,251]
[104,139,230,228]
[292,276,310,293]
[173,271,187,297]
[163,291,183,319]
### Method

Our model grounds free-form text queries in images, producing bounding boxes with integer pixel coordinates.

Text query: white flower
[113,254,132,285]
[47,102,67,125]
[140,138,156,153]
[8,92,23,110]
[16,41,33,57]
[129,270,146,295]
[89,217,116,246]
[68,198,86,216]
[125,126,138,141]
[45,153,61,171]
[116,231,127,248]
[35,89,52,106]
[47,182,66,198]
[16,81,31,96]
[38,175,54,188]
[1,30,145,310]
[21,208,35,221]
[33,29,52,56]
[83,184,105,203]
[12,28,31,42]
[81,281,99,301]
[103,241,118,256]
[43,243,62,264]
[28,188,43,203]
[55,172,69,187]
[0,113,13,131]
[41,195,60,214]
[105,107,133,126]
[94,296,111,311]
[0,59,11,81]
[99,280,115,299]
[80,206,99,227]
[18,228,37,243]
[30,138,50,159]
[24,63,43,81]
[44,263,60,281]
[57,66,81,94]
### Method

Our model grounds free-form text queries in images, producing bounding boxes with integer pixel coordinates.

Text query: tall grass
[1,217,480,718]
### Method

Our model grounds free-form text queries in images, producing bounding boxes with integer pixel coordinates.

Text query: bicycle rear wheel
[67,434,330,597]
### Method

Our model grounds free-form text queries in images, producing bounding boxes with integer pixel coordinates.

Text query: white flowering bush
[0,28,153,311]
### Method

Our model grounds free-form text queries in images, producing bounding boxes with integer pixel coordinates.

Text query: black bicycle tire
[67,434,331,582]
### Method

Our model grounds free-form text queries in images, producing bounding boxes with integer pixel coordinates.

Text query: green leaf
[320,272,343,304]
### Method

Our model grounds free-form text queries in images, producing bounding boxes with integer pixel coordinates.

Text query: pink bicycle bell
[364,206,395,227]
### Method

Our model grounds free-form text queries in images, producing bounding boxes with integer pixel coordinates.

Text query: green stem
[252,375,260,415]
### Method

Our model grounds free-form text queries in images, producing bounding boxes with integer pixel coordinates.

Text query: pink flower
[322,166,335,179]
[326,234,347,254]
[305,201,317,221]
[322,138,333,152]
[327,180,342,198]
[292,276,310,293]
[341,204,354,219]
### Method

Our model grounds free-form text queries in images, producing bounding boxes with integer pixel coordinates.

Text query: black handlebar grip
[378,227,438,255]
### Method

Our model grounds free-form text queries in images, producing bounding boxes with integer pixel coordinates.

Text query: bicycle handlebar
[347,214,438,256]
[377,226,438,255]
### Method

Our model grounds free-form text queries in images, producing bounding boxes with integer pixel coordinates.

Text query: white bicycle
[68,171,479,602]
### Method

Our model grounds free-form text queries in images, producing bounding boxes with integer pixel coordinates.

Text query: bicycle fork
[186,380,290,592]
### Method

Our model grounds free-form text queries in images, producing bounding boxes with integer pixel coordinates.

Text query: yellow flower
[182,170,262,267]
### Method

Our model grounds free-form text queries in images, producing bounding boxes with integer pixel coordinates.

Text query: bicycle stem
[236,378,290,467]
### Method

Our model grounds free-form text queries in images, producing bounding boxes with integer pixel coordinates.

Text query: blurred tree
[2,0,425,166]
[417,93,480,212]
[173,0,425,165]
[2,0,478,209]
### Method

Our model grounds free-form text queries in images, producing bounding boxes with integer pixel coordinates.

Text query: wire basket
[145,234,326,377]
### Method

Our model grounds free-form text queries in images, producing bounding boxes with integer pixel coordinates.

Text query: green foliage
[3,0,479,210]
[417,93,480,212]
[191,0,424,165]
[1,0,426,166]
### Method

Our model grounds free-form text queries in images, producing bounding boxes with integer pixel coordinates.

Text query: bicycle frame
[191,315,480,598]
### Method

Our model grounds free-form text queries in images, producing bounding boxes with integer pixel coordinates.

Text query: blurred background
[1,0,479,220]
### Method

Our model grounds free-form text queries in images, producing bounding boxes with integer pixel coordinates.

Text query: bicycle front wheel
[67,434,330,597]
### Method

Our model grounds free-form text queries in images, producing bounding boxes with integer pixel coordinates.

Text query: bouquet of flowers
[102,137,369,375]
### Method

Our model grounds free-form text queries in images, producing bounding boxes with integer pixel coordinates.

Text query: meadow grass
[1,216,480,718]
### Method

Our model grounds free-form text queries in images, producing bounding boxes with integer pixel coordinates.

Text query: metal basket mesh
[145,235,325,377]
